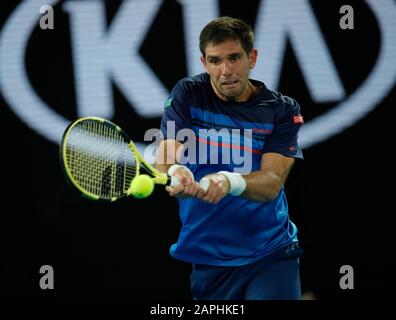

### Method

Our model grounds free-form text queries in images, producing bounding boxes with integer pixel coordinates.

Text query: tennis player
[156,16,304,300]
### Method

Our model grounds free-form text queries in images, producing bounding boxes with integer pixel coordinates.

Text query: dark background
[0,0,395,302]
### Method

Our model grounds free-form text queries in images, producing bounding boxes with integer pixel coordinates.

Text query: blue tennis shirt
[160,73,303,266]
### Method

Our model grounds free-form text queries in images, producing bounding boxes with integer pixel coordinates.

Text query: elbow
[264,173,283,201]
[247,184,281,202]
[265,186,281,201]
[243,171,284,202]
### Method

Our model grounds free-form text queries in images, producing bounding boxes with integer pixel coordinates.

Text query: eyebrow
[206,52,242,60]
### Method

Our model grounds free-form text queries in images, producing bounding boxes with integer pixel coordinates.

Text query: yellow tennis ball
[128,174,154,198]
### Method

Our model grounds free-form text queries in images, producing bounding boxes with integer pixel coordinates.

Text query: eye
[230,55,240,62]
[209,58,220,65]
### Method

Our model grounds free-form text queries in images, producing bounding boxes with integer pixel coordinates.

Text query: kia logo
[0,0,395,149]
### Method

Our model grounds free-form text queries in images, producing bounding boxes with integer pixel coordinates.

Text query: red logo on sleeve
[293,115,304,124]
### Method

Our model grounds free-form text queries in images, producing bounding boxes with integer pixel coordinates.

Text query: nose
[221,61,232,76]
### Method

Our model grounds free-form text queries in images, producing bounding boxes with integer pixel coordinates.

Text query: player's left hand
[166,166,206,200]
[197,173,230,204]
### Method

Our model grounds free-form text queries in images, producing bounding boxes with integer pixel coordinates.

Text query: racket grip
[169,175,180,187]
[199,177,210,192]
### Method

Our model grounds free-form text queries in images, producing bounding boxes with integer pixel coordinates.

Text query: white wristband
[218,171,246,196]
[168,164,192,177]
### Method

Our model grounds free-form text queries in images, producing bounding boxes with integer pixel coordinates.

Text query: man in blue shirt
[156,16,304,300]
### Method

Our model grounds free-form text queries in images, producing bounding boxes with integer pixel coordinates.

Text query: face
[201,39,258,102]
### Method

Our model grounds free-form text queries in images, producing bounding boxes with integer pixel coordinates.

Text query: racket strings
[65,120,137,199]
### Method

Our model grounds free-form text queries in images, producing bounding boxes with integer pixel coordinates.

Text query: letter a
[39,265,54,289]
[339,265,354,289]
[339,5,354,30]
[39,5,54,30]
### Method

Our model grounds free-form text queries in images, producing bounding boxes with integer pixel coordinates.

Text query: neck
[247,81,256,96]
[243,80,258,101]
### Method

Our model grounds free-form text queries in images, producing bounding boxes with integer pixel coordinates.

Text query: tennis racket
[60,116,179,202]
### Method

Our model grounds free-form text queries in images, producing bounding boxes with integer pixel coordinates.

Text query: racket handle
[199,177,210,192]
[169,175,180,187]
[168,175,209,192]
[167,173,211,192]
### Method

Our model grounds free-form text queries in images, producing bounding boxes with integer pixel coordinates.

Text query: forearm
[155,140,204,199]
[240,170,284,202]
[155,140,182,173]
[155,163,172,174]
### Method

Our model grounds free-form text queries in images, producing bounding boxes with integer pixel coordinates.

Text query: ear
[249,49,258,70]
[200,56,208,73]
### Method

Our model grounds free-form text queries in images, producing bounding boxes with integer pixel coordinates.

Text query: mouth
[221,80,238,87]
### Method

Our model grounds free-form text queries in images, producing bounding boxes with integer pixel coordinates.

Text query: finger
[184,182,201,197]
[199,178,210,193]
[183,184,194,196]
[165,186,176,197]
[212,191,227,204]
[194,182,206,197]
[174,173,188,185]
[195,177,210,200]
[173,169,193,186]
[208,188,221,203]
[166,184,184,195]
[207,181,225,203]
[196,186,207,199]
[203,182,216,202]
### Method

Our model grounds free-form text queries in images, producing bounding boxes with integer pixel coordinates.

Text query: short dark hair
[199,16,254,57]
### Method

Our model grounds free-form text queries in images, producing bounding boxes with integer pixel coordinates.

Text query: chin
[224,91,240,99]
[223,94,238,102]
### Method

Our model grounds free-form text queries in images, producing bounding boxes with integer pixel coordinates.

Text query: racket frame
[60,116,169,201]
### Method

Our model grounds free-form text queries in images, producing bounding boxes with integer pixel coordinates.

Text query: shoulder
[173,73,210,93]
[169,73,211,107]
[165,73,210,109]
[263,88,302,116]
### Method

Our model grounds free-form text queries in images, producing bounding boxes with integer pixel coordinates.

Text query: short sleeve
[160,81,192,140]
[262,96,304,159]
